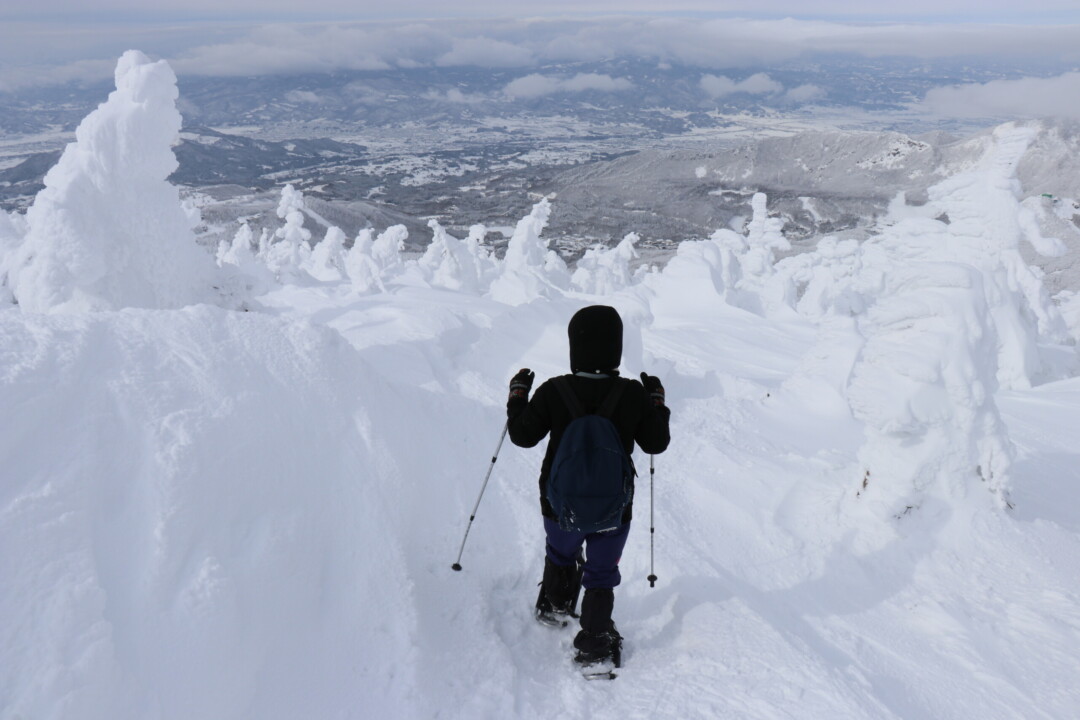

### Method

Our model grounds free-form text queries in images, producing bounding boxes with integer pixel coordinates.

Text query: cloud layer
[504,73,633,98]
[3,15,1080,120]
[700,72,783,97]
[4,16,1080,80]
[921,72,1080,120]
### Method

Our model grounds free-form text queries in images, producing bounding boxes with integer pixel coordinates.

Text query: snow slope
[3,53,1080,720]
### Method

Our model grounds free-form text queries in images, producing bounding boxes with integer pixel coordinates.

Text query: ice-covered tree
[264,184,313,283]
[276,184,305,220]
[419,220,485,293]
[371,225,408,275]
[920,123,1069,388]
[308,226,348,282]
[571,233,639,295]
[489,199,569,305]
[785,237,865,320]
[464,224,498,289]
[218,221,274,297]
[257,228,271,258]
[722,193,794,316]
[0,210,26,305]
[641,238,728,319]
[220,222,254,267]
[848,262,1014,518]
[345,229,384,293]
[744,192,791,273]
[8,51,217,312]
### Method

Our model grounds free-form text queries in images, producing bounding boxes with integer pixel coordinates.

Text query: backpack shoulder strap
[597,379,628,419]
[553,376,586,419]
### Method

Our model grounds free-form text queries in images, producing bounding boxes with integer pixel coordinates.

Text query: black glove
[640,372,665,407]
[509,368,535,401]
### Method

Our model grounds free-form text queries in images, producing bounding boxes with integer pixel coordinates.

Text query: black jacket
[507,373,671,522]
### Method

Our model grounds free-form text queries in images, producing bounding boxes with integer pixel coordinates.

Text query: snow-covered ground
[3,51,1080,720]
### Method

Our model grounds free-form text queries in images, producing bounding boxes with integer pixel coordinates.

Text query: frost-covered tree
[640,232,737,321]
[8,51,217,312]
[220,222,255,268]
[721,193,794,316]
[0,210,26,304]
[264,184,313,283]
[743,192,791,273]
[276,184,305,220]
[308,226,348,282]
[464,224,497,287]
[920,123,1069,388]
[218,221,274,297]
[848,263,1014,517]
[786,237,865,320]
[371,225,408,275]
[571,233,639,295]
[419,220,484,293]
[257,228,271,258]
[489,199,569,305]
[345,229,384,293]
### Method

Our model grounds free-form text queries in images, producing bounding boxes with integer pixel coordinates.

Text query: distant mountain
[4,61,1079,282]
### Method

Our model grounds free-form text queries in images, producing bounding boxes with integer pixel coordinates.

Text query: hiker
[506,304,670,669]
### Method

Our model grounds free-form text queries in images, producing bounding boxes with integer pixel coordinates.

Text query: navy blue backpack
[546,378,635,534]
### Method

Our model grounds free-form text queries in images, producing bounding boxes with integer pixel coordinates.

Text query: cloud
[0,57,114,92]
[561,73,634,93]
[700,72,783,97]
[436,37,533,67]
[284,90,323,103]
[169,23,451,76]
[504,72,633,98]
[503,74,561,98]
[920,72,1080,120]
[422,87,486,103]
[5,17,1080,89]
[784,83,826,103]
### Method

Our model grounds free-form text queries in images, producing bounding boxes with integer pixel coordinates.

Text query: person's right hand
[509,368,535,401]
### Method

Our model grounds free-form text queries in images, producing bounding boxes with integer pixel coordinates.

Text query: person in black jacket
[506,304,670,667]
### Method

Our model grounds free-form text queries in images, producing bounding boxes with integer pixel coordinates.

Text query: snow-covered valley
[2,51,1080,720]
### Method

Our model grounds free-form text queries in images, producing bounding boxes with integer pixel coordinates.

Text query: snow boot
[573,588,622,667]
[535,555,583,627]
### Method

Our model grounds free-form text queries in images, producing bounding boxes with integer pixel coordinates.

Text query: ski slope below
[3,282,1080,719]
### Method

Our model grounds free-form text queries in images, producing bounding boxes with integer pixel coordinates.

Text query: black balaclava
[568,305,623,374]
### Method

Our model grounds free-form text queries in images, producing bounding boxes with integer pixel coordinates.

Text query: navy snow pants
[544,517,630,590]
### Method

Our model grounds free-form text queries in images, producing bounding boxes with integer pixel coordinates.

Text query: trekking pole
[452,421,509,572]
[648,454,658,588]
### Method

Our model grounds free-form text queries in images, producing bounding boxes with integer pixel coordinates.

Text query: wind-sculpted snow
[0,307,418,718]
[3,54,1080,719]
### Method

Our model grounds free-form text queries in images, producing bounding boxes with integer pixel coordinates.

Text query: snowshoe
[535,584,573,627]
[573,627,622,668]
[534,554,583,627]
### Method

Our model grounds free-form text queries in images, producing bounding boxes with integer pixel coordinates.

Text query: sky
[3,4,1080,119]
[4,0,1080,23]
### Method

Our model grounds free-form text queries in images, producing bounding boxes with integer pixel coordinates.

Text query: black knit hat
[568,305,622,373]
